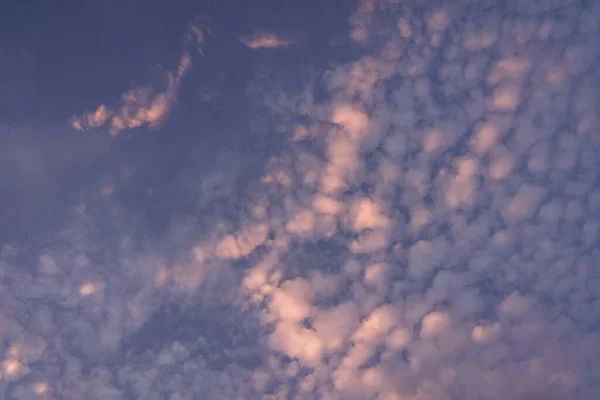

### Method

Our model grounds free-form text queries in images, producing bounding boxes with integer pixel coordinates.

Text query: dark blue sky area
[1,0,355,124]
[0,0,357,243]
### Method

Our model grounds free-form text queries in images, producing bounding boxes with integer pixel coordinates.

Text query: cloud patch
[240,32,292,49]
[71,104,112,131]
[70,23,206,136]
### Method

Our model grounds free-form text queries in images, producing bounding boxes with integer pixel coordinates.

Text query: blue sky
[1,0,600,399]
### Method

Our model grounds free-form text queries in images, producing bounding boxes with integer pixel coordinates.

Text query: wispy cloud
[106,54,189,135]
[70,22,206,136]
[240,32,292,49]
[71,104,111,131]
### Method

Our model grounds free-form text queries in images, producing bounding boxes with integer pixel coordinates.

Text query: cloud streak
[240,32,292,49]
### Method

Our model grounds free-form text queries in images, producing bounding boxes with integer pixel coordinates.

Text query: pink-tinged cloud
[10,1,600,399]
[107,56,189,136]
[348,0,376,44]
[71,104,112,131]
[240,33,291,49]
[70,24,203,136]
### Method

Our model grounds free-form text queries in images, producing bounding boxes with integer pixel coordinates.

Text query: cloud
[348,0,376,44]
[240,32,292,49]
[106,57,187,135]
[70,23,205,136]
[5,0,600,399]
[71,104,111,131]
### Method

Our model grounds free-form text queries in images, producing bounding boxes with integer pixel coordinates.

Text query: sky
[0,0,599,399]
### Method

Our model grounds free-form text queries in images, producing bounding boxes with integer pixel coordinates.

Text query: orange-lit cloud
[240,32,291,49]
[7,1,600,399]
[107,55,189,135]
[71,104,112,131]
[70,23,205,136]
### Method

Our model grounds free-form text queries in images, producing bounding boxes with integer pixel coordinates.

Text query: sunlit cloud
[2,359,27,380]
[71,104,111,131]
[240,32,292,49]
[78,281,102,296]
[70,22,206,136]
[5,0,600,399]
[32,381,49,394]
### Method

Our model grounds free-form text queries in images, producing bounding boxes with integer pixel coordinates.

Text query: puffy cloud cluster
[3,0,600,399]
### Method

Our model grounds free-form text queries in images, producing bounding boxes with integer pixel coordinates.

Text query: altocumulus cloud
[2,0,600,399]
